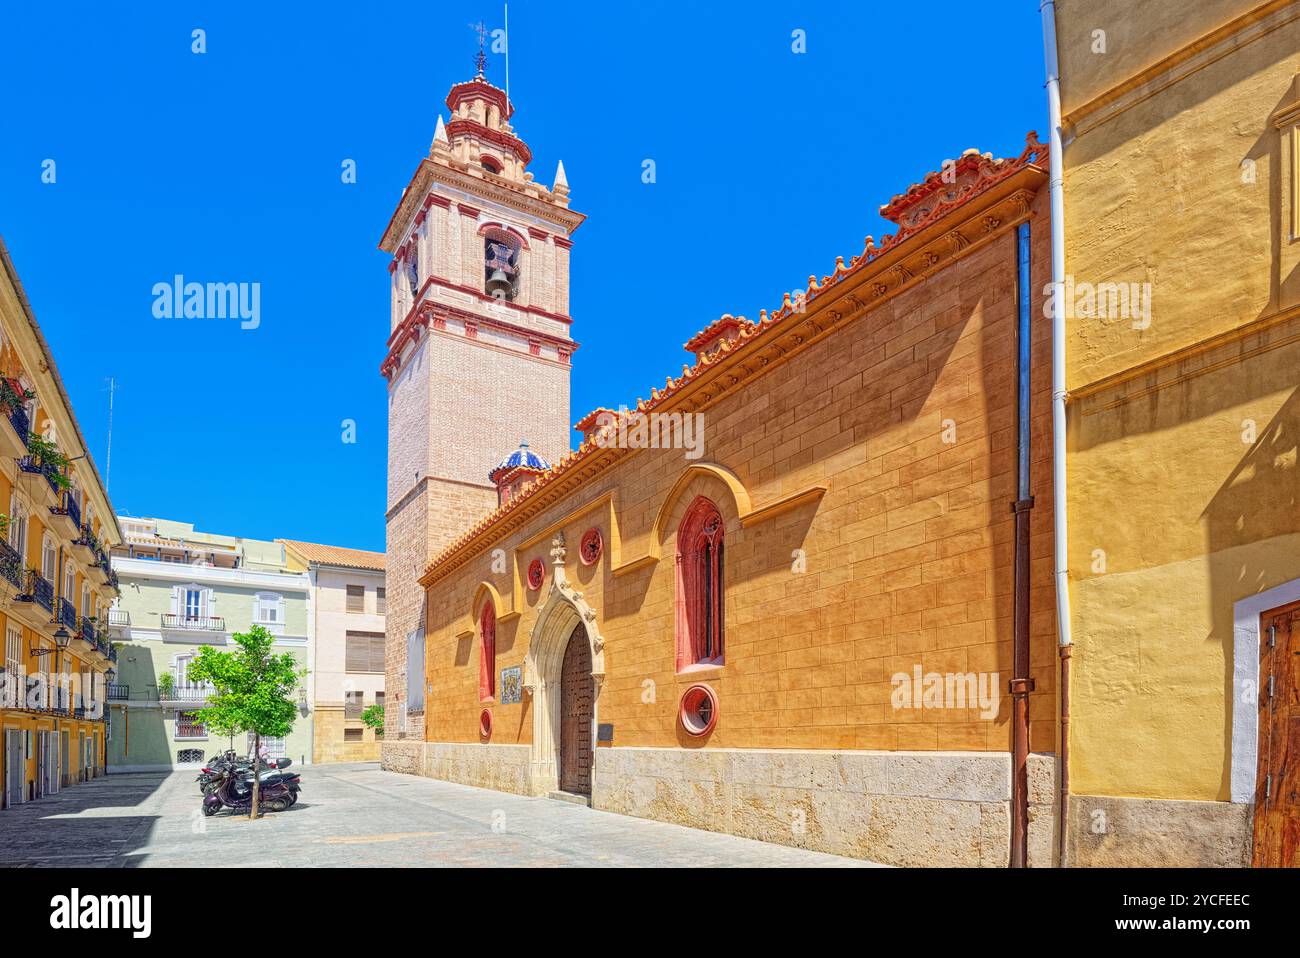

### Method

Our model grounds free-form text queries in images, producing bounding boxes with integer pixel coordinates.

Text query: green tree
[186,625,305,819]
[360,703,384,733]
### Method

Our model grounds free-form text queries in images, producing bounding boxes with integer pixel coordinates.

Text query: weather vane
[470,20,488,77]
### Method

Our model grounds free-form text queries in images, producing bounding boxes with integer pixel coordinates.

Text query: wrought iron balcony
[163,685,213,702]
[55,596,77,631]
[0,539,22,590]
[19,570,54,612]
[107,608,130,628]
[74,524,100,553]
[49,491,81,530]
[18,456,62,494]
[6,403,30,445]
[78,616,98,646]
[161,614,225,632]
[107,682,129,700]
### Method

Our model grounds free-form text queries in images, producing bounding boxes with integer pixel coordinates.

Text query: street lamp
[30,630,71,657]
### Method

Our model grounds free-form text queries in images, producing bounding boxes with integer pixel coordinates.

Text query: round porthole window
[480,708,493,738]
[527,558,544,591]
[579,527,603,566]
[679,684,718,737]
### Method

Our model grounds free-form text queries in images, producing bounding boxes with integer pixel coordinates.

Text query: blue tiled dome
[489,440,550,483]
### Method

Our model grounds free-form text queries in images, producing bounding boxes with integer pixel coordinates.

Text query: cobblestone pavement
[0,762,878,867]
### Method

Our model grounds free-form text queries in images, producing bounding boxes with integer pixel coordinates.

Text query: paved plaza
[0,762,877,868]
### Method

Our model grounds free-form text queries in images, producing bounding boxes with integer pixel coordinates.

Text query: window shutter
[169,587,180,616]
[345,633,364,672]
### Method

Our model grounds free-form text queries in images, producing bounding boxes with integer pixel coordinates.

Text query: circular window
[579,527,603,566]
[679,684,718,737]
[527,558,544,591]
[479,708,493,738]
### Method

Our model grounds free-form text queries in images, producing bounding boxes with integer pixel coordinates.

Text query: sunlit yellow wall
[1058,0,1300,800]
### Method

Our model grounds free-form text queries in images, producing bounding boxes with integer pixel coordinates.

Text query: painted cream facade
[1053,0,1300,865]
[282,541,386,764]
[107,519,312,771]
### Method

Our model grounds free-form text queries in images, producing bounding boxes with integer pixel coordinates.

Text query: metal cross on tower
[470,20,489,77]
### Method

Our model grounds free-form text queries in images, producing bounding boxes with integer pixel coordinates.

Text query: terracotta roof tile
[279,540,385,572]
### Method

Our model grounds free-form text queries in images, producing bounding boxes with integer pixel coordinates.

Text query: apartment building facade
[0,236,122,809]
[282,541,386,763]
[106,518,312,770]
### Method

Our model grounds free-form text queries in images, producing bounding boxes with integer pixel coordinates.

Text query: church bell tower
[379,56,584,746]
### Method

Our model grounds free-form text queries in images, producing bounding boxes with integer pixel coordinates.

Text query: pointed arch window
[478,603,496,702]
[675,496,725,671]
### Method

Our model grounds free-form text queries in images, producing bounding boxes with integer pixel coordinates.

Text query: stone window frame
[478,602,496,703]
[674,495,726,672]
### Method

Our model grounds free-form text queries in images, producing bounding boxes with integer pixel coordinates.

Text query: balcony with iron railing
[107,608,130,629]
[72,523,100,560]
[107,682,129,700]
[17,456,63,496]
[78,615,98,647]
[161,614,225,632]
[48,490,81,534]
[5,402,29,446]
[18,570,54,612]
[55,596,77,632]
[0,538,22,590]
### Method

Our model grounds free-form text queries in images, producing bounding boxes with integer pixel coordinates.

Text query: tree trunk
[251,732,260,819]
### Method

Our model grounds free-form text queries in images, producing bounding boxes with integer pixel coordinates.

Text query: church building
[380,63,1059,866]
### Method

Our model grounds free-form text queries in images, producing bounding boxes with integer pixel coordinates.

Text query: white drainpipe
[1041,0,1072,651]
[1041,0,1074,864]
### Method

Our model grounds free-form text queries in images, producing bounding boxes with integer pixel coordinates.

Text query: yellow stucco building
[1054,0,1300,865]
[0,236,122,809]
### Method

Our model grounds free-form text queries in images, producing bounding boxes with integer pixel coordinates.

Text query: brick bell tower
[379,61,584,756]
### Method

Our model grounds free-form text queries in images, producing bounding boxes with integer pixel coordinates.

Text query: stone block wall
[593,747,1057,866]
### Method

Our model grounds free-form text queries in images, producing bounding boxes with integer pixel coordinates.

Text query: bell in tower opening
[485,236,520,301]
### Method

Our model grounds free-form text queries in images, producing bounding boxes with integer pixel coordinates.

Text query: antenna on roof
[104,376,116,495]
[504,3,510,101]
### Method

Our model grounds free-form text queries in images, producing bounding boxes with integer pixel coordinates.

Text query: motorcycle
[201,757,301,816]
[196,751,250,795]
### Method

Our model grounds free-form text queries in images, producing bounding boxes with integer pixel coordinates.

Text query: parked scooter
[201,757,301,816]
[196,751,250,795]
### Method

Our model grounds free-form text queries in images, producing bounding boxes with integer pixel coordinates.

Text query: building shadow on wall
[1204,386,1300,796]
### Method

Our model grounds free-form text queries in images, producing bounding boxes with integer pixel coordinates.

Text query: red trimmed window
[674,496,725,671]
[479,604,496,702]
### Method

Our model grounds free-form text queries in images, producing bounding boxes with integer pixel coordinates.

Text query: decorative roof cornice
[379,159,585,252]
[418,133,1048,588]
[446,77,514,122]
[445,118,533,166]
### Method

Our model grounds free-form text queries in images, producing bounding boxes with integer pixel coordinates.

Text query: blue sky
[0,2,1047,553]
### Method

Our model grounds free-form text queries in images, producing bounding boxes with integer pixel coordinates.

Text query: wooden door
[4,731,23,807]
[559,624,593,796]
[1253,600,1300,867]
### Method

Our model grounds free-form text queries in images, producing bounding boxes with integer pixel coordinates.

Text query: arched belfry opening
[523,532,605,797]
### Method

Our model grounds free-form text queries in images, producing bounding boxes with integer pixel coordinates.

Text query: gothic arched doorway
[559,623,594,796]
[523,534,606,797]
